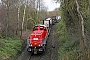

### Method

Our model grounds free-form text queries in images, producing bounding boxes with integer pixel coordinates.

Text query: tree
[0,0,47,38]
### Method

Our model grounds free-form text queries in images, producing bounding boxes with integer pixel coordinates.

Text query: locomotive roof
[35,24,46,27]
[46,18,51,20]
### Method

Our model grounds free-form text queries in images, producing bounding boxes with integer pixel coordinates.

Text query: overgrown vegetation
[0,37,22,60]
[57,17,80,60]
[57,0,90,60]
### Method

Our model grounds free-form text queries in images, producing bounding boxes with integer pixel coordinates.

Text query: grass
[0,37,22,60]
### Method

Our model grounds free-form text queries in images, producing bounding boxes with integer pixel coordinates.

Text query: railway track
[16,23,58,60]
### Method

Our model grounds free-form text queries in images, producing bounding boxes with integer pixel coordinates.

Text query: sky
[43,0,60,11]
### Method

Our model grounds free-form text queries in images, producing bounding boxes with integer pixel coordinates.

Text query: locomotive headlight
[31,44,32,46]
[29,44,32,46]
[30,44,32,46]
[39,44,42,46]
[38,44,41,46]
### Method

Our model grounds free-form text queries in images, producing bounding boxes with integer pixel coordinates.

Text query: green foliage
[0,38,22,60]
[58,0,90,60]
[57,14,80,60]
[58,49,81,60]
[57,20,80,60]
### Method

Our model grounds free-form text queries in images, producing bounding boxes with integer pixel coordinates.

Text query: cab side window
[33,27,38,31]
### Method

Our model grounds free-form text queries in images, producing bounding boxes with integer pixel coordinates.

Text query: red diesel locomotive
[27,24,49,54]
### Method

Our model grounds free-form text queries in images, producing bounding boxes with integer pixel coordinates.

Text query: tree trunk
[75,0,88,60]
[21,5,26,37]
[6,0,9,37]
[16,7,20,35]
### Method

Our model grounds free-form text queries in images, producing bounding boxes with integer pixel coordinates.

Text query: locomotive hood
[29,30,45,47]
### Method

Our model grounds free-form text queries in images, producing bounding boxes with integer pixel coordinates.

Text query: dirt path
[16,23,58,60]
